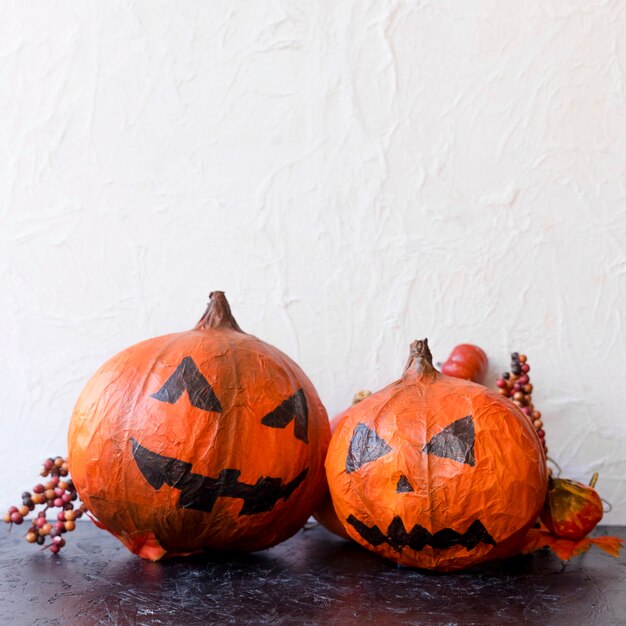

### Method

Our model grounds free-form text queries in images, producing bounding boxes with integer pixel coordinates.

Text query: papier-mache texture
[325,339,548,571]
[68,292,330,560]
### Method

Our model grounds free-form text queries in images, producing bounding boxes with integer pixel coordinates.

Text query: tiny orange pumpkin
[540,475,603,540]
[441,343,488,384]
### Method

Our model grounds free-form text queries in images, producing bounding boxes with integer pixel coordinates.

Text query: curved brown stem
[547,456,562,477]
[589,472,599,489]
[194,291,243,332]
[402,339,438,379]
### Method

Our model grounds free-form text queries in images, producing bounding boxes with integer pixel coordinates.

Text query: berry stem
[3,456,85,555]
[496,352,548,463]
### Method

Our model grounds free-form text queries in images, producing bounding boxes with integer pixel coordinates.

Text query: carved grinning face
[131,354,311,517]
[343,416,496,554]
[325,377,548,571]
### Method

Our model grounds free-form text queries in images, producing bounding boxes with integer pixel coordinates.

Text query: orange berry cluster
[2,456,86,554]
[496,352,547,457]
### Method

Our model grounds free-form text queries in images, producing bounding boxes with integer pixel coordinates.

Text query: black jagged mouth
[131,439,308,516]
[346,514,495,552]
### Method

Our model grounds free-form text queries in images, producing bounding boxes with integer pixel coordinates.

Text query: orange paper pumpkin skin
[540,477,603,540]
[325,339,548,572]
[68,292,330,560]
[441,344,488,384]
[313,391,372,540]
[313,411,351,539]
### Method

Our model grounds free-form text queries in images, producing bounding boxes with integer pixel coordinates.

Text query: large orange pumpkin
[326,339,547,571]
[68,292,330,560]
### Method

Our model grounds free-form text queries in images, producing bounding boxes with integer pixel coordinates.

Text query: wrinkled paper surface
[68,327,330,560]
[326,373,548,571]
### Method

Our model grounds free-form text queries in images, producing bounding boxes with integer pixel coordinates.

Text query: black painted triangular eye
[422,415,475,466]
[346,423,392,473]
[261,389,309,443]
[151,356,222,412]
[396,475,414,493]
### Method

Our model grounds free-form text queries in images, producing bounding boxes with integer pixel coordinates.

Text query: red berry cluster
[2,456,86,554]
[496,353,548,458]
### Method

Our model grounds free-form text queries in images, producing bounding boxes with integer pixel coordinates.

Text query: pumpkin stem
[403,339,438,378]
[589,472,599,488]
[194,292,243,332]
[352,390,372,405]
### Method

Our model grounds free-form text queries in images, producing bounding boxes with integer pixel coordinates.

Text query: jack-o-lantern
[326,339,548,571]
[68,292,330,560]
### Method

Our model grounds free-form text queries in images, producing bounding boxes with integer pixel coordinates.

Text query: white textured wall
[1,1,625,523]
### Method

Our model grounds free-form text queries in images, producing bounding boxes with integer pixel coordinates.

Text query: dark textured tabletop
[1,522,624,625]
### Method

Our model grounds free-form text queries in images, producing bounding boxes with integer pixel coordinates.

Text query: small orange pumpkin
[521,474,621,560]
[441,344,488,384]
[68,292,330,560]
[325,339,547,571]
[540,476,603,540]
